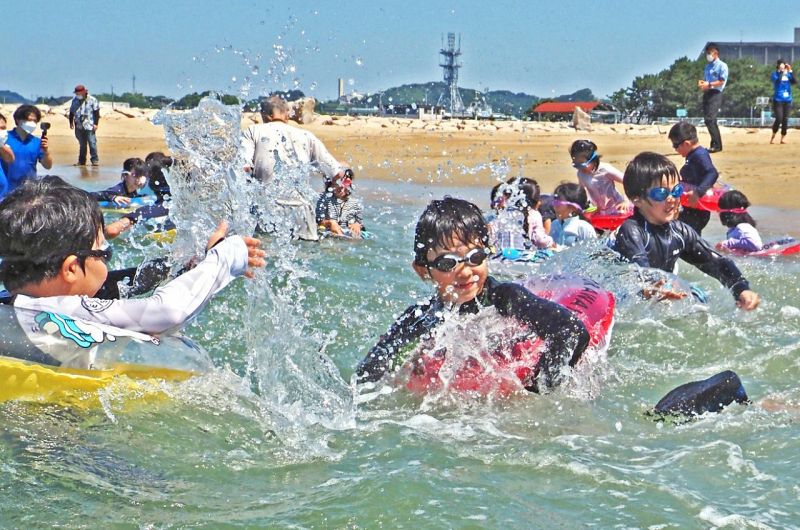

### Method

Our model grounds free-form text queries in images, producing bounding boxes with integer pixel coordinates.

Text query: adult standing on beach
[242,95,348,240]
[699,43,728,153]
[0,105,52,199]
[0,114,17,198]
[68,84,100,166]
[770,59,794,145]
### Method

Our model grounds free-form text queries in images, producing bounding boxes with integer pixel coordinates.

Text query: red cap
[74,84,87,93]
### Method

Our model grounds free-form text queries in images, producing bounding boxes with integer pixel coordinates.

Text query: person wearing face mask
[0,105,53,199]
[0,114,16,198]
[68,84,101,166]
[698,43,728,153]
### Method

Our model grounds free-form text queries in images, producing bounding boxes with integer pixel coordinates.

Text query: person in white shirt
[0,176,266,369]
[242,95,348,240]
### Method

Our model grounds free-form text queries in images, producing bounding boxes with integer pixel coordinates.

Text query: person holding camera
[699,43,728,153]
[0,105,52,199]
[68,84,101,166]
[770,59,795,145]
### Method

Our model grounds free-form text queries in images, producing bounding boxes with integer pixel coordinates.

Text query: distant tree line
[609,56,777,121]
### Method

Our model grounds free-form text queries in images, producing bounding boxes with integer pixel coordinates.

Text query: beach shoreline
[3,102,796,209]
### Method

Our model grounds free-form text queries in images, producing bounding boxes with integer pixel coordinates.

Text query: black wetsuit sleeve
[613,220,651,267]
[677,222,750,299]
[89,182,125,202]
[692,150,719,196]
[356,300,439,383]
[487,281,590,392]
[123,203,170,224]
[92,258,172,300]
[93,109,100,126]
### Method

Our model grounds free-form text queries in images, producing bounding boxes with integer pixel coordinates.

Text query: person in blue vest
[770,59,795,145]
[0,113,16,198]
[0,105,53,199]
[698,43,728,153]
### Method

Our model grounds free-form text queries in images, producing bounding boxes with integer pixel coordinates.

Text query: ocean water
[2,110,800,528]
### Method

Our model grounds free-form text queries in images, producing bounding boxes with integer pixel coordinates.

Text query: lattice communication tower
[437,33,465,115]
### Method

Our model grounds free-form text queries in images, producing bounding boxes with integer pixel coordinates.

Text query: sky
[2,0,799,102]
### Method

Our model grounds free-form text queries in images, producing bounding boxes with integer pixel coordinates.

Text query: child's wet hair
[668,121,699,145]
[623,152,680,199]
[0,176,104,292]
[719,190,757,228]
[569,139,600,163]
[553,182,590,218]
[413,197,489,266]
[122,157,146,174]
[145,151,173,198]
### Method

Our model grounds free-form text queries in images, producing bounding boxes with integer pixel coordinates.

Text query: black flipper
[654,370,749,417]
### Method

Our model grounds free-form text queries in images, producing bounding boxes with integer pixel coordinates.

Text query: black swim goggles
[647,183,684,202]
[72,242,113,264]
[426,247,489,272]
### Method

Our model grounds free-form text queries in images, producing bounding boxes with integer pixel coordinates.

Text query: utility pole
[111,84,115,109]
[132,74,136,94]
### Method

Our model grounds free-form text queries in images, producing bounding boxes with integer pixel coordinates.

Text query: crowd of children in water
[1,115,793,413]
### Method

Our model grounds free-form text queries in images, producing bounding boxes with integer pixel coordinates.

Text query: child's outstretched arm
[679,226,760,310]
[488,281,590,391]
[16,222,266,334]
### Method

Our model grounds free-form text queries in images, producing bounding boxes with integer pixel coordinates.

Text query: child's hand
[737,290,760,310]
[349,222,362,238]
[206,220,266,279]
[241,236,266,278]
[616,201,632,214]
[328,220,345,236]
[113,195,132,206]
[642,279,688,301]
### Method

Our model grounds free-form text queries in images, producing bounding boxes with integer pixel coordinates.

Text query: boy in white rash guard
[0,176,266,367]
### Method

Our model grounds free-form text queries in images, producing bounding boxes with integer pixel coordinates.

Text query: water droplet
[251,66,260,75]
[355,57,363,66]
[231,76,237,82]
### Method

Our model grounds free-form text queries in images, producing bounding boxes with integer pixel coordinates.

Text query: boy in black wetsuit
[89,157,148,206]
[356,197,590,392]
[668,121,719,235]
[105,152,174,239]
[612,152,759,310]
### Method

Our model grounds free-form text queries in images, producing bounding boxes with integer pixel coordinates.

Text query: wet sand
[4,103,797,209]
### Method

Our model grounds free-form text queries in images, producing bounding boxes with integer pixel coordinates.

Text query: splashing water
[153,97,355,456]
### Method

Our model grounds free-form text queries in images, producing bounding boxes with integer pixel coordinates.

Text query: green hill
[344,83,594,117]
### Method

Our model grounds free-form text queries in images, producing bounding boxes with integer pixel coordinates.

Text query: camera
[40,122,51,138]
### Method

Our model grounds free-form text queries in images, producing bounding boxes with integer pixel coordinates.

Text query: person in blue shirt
[699,43,728,153]
[668,121,719,235]
[0,105,53,198]
[0,114,16,198]
[770,59,795,145]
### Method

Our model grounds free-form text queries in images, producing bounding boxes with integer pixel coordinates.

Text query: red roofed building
[532,101,601,114]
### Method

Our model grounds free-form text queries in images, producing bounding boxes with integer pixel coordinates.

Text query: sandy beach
[3,102,796,209]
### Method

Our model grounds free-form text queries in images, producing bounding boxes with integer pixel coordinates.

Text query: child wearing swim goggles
[88,157,148,206]
[316,168,364,238]
[569,139,631,215]
[356,197,590,392]
[612,152,759,310]
[715,190,763,253]
[0,176,266,369]
[550,182,597,247]
[667,121,720,235]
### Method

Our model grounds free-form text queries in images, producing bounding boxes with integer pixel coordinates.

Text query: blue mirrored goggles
[647,183,684,202]
[572,151,598,169]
